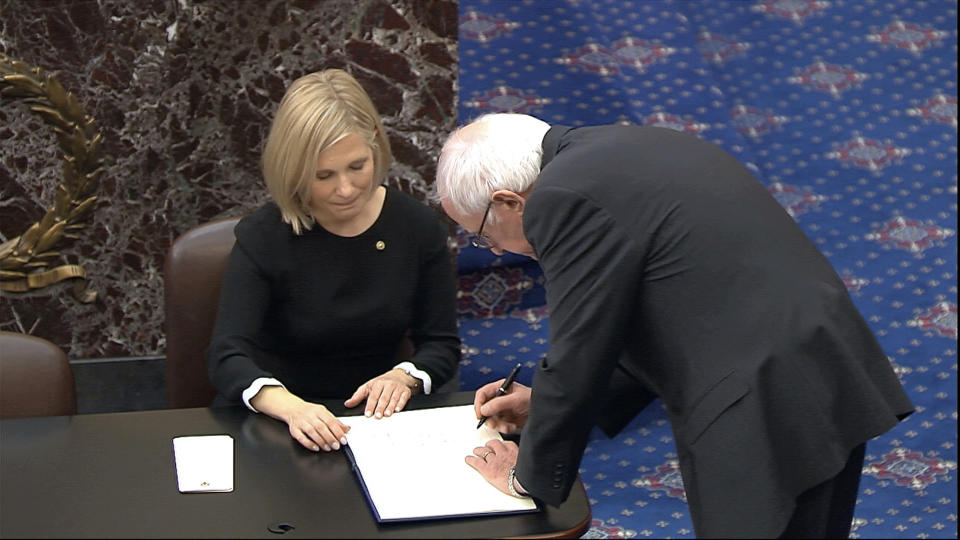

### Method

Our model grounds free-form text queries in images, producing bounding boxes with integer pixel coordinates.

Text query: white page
[340,405,537,521]
[171,434,234,493]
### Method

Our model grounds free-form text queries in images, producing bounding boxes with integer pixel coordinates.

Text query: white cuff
[515,476,528,495]
[242,377,286,412]
[393,361,433,394]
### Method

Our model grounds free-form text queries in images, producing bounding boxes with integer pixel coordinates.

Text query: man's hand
[344,368,419,419]
[473,380,531,434]
[465,439,522,496]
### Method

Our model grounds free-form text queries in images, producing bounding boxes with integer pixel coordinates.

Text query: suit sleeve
[518,185,646,507]
[409,216,461,389]
[206,233,275,402]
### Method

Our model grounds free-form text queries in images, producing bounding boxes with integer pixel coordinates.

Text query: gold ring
[481,449,495,461]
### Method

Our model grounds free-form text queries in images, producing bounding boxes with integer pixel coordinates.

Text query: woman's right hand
[251,386,351,452]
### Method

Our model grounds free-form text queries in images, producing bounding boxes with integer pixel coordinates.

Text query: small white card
[172,435,234,493]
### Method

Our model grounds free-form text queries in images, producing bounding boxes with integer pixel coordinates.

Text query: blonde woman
[207,69,460,453]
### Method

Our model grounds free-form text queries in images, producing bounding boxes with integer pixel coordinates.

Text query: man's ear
[491,189,526,213]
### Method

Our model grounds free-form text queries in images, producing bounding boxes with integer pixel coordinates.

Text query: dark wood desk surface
[1,391,590,539]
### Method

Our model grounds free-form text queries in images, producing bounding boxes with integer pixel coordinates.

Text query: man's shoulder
[560,123,696,151]
[544,124,711,184]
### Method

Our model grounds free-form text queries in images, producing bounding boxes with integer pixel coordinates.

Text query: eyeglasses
[470,201,493,249]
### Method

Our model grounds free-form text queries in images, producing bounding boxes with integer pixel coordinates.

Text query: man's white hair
[434,113,550,222]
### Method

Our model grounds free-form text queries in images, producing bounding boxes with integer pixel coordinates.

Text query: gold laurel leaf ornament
[0,53,102,303]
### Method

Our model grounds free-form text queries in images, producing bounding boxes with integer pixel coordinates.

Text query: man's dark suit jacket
[517,125,914,538]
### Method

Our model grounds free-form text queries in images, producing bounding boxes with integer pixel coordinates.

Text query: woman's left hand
[344,368,418,418]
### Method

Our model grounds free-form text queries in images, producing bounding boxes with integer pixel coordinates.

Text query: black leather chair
[163,217,241,409]
[0,331,77,418]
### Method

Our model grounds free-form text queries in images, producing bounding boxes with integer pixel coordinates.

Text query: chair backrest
[163,217,241,409]
[0,331,77,418]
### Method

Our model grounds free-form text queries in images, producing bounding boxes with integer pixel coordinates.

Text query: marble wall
[1,0,458,358]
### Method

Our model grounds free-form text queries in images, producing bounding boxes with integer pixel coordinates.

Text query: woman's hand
[344,368,420,419]
[251,386,350,452]
[284,401,352,452]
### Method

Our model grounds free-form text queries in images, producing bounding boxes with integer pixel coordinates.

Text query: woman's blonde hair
[262,69,391,234]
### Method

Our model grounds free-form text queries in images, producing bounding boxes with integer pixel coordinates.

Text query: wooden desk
[1,391,591,538]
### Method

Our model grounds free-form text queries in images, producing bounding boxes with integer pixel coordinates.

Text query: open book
[339,404,539,522]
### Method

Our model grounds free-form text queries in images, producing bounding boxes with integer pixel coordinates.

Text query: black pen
[477,363,523,429]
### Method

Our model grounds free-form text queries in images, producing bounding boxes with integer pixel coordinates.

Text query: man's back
[522,123,913,535]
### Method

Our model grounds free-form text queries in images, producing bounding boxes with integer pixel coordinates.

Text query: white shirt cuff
[393,361,433,394]
[242,377,286,412]
[515,477,529,495]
